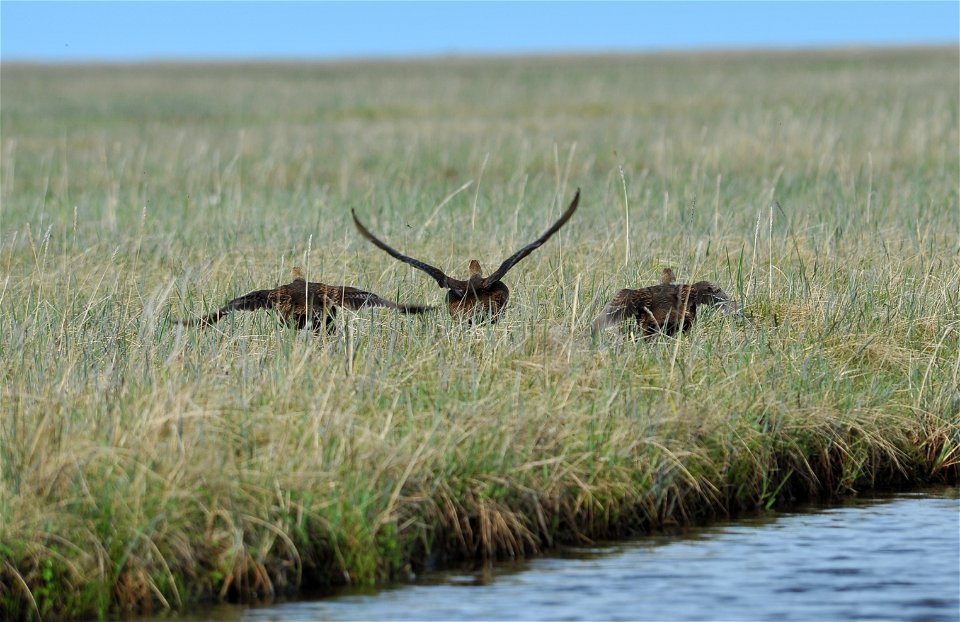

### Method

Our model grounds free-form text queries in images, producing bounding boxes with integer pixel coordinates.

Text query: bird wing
[592,288,640,332]
[324,284,434,314]
[351,208,455,289]
[178,288,275,327]
[483,188,580,286]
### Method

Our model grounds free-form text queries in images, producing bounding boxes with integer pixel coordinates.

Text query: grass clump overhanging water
[1,48,958,619]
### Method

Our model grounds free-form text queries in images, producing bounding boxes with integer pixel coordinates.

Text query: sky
[1,1,957,62]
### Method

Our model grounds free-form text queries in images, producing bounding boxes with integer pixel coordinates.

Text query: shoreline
[2,416,956,620]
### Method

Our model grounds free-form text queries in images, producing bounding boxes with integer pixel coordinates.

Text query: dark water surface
[167,489,959,622]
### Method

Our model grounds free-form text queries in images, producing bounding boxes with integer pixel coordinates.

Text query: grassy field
[1,47,958,619]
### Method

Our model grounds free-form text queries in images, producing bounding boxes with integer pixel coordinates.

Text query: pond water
[167,488,959,622]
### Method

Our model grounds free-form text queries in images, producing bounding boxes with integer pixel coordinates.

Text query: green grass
[1,47,958,619]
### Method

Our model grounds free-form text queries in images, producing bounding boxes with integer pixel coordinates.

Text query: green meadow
[1,48,957,619]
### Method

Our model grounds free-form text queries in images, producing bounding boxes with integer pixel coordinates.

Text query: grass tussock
[1,48,958,620]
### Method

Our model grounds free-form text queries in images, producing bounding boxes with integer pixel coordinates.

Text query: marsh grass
[1,48,958,619]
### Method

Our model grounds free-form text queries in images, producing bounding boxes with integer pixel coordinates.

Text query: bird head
[691,281,740,315]
[467,260,484,289]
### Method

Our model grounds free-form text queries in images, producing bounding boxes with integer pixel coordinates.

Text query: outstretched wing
[351,208,454,289]
[177,288,275,327]
[483,188,580,286]
[325,284,435,315]
[592,288,640,332]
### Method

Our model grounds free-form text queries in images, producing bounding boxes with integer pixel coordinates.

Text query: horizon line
[3,41,956,66]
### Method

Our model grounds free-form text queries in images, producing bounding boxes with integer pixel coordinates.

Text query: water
[169,489,959,622]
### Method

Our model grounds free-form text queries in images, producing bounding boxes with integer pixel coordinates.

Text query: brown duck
[593,268,738,336]
[177,267,433,333]
[351,188,581,323]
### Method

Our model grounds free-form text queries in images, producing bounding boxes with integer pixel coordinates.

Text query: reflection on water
[167,489,959,622]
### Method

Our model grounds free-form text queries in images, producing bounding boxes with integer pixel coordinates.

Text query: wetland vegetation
[1,47,957,619]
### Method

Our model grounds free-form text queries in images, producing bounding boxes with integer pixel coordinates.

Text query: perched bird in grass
[593,269,739,336]
[176,267,433,333]
[351,188,581,323]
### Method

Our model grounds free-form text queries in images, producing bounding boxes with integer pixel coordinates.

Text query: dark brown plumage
[593,269,739,336]
[177,267,433,333]
[351,188,581,323]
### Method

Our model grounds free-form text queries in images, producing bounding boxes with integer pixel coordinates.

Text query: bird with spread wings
[352,188,581,323]
[176,267,433,333]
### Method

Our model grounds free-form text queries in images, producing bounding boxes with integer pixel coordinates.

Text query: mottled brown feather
[177,267,433,333]
[593,270,738,336]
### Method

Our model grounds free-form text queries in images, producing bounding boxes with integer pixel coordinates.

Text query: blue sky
[2,1,957,62]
